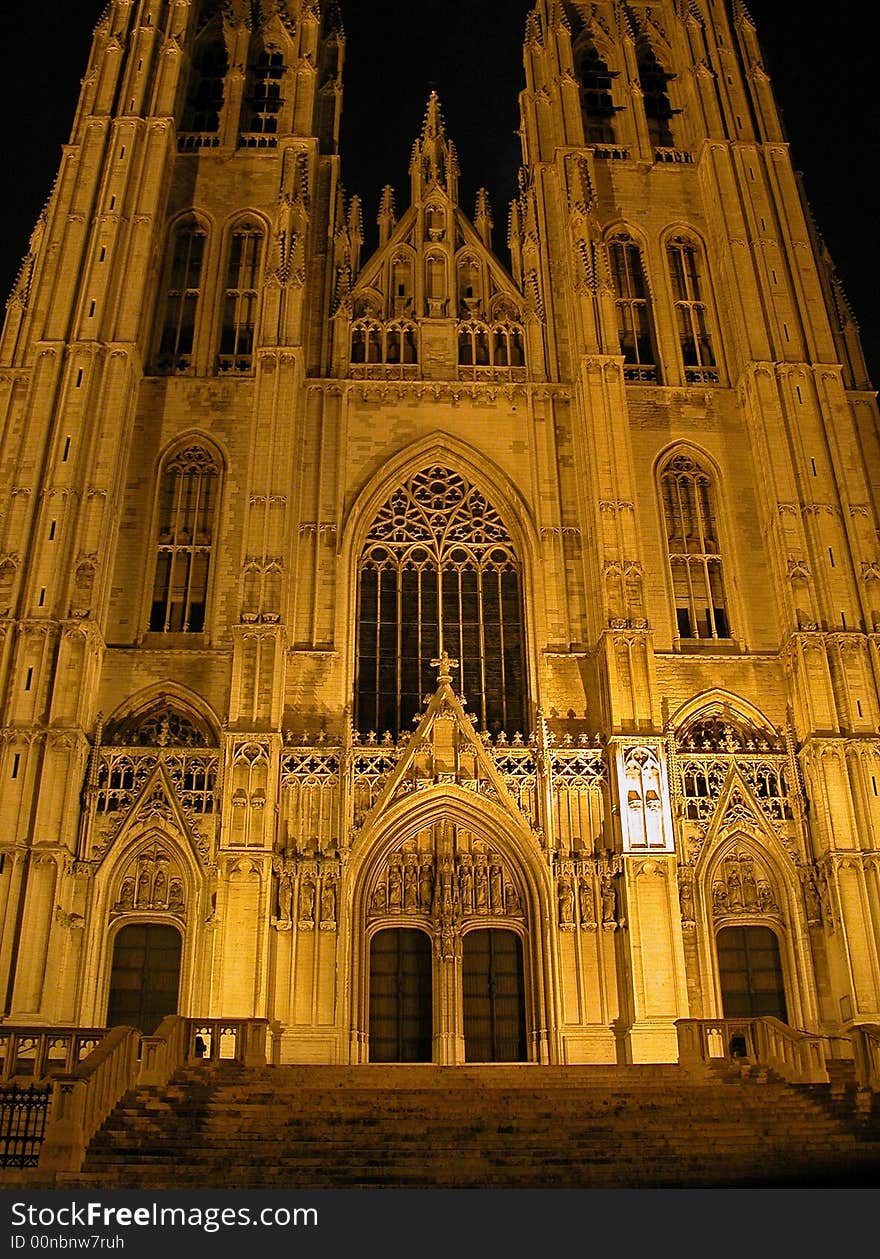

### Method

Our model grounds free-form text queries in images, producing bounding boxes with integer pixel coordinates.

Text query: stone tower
[0,0,877,1068]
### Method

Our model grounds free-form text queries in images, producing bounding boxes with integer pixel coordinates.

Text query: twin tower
[0,0,877,1067]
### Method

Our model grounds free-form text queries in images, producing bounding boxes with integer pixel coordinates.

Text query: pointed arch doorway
[368,928,433,1062]
[463,928,527,1062]
[717,925,787,1022]
[107,923,182,1035]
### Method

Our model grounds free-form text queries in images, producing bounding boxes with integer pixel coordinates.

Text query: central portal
[463,929,527,1062]
[368,928,433,1062]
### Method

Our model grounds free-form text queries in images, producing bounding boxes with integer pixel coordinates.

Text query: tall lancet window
[150,444,221,634]
[638,45,674,149]
[608,233,658,381]
[356,468,527,738]
[661,454,730,641]
[574,38,617,144]
[156,219,206,374]
[245,48,285,136]
[667,236,718,382]
[218,222,263,373]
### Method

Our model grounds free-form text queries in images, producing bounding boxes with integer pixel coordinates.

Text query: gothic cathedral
[1,0,878,1068]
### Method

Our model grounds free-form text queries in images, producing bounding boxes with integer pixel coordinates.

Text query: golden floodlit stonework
[0,0,878,1072]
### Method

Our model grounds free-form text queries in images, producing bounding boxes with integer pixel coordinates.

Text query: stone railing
[0,1027,106,1083]
[38,1026,140,1173]
[851,1024,880,1092]
[676,1017,829,1084]
[37,1017,269,1173]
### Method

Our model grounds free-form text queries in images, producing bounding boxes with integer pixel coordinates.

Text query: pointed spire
[422,89,447,142]
[409,89,459,203]
[475,188,494,250]
[378,185,397,247]
[347,194,363,275]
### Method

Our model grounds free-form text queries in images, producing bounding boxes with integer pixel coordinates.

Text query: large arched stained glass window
[356,467,527,738]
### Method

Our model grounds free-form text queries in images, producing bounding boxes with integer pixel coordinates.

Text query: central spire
[410,90,460,204]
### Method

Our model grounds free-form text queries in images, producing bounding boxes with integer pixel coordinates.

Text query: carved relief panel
[110,840,187,919]
[367,824,526,960]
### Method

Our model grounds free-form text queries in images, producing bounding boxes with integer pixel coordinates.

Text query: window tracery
[667,236,719,383]
[242,46,285,146]
[457,320,525,375]
[660,454,730,642]
[180,30,227,145]
[573,36,617,144]
[637,43,674,150]
[218,222,263,373]
[149,444,221,634]
[356,467,526,739]
[155,219,206,374]
[350,318,418,372]
[607,232,658,382]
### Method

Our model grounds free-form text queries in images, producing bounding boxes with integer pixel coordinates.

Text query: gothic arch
[81,813,206,1028]
[690,809,816,1028]
[652,442,742,644]
[669,689,780,740]
[345,787,552,1063]
[337,436,544,704]
[141,436,226,637]
[101,683,222,748]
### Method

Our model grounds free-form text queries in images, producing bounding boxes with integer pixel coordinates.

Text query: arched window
[667,236,718,382]
[155,219,206,374]
[181,33,228,135]
[638,44,674,149]
[574,38,616,144]
[244,47,285,138]
[150,444,221,634]
[661,454,730,641]
[608,233,658,381]
[218,221,263,373]
[356,467,527,738]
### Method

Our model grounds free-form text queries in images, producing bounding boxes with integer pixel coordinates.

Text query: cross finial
[430,650,459,684]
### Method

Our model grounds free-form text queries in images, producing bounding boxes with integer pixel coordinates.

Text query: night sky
[2,1,876,383]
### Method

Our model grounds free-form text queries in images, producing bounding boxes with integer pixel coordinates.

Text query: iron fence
[0,1083,49,1167]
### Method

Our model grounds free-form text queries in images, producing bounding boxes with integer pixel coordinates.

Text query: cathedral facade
[1,0,878,1067]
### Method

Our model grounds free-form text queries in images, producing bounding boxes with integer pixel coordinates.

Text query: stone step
[76,1063,880,1189]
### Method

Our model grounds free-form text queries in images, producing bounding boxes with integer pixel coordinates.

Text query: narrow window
[149,444,220,634]
[574,37,616,144]
[661,453,730,641]
[608,233,658,381]
[245,47,285,137]
[217,223,263,373]
[638,44,674,149]
[156,219,206,374]
[181,33,228,133]
[668,236,718,382]
[11,754,20,779]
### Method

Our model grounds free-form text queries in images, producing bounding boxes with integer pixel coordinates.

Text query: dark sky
[2,2,877,383]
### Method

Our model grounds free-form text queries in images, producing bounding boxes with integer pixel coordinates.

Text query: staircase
[43,1062,880,1189]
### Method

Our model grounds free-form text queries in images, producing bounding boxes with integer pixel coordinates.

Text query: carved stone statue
[558,876,575,927]
[388,863,403,911]
[298,876,315,923]
[320,879,336,930]
[600,874,616,926]
[419,862,434,912]
[278,874,293,922]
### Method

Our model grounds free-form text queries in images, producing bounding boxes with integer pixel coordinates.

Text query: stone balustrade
[676,1017,830,1084]
[0,1027,106,1083]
